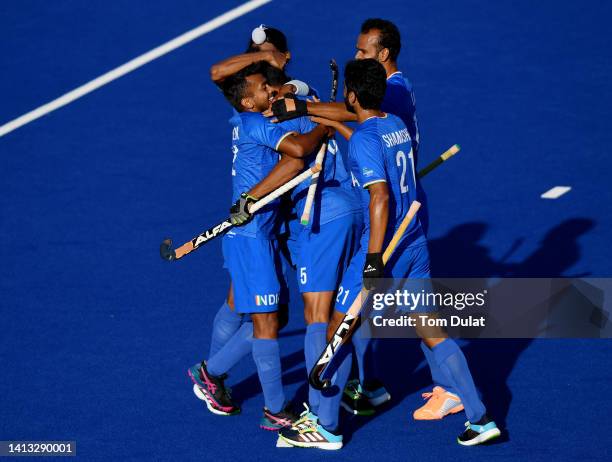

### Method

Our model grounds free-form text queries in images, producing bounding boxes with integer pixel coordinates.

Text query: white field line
[541,186,572,199]
[0,0,272,138]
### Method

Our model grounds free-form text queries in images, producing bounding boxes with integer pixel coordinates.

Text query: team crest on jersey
[362,167,375,178]
[255,293,279,306]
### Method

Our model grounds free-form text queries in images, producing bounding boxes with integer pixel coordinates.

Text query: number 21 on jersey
[396,149,415,194]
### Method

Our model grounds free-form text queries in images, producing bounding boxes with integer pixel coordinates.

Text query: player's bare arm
[306,101,357,122]
[362,181,389,290]
[277,124,334,159]
[310,116,354,140]
[247,155,304,198]
[264,98,357,122]
[210,50,288,83]
[366,181,389,254]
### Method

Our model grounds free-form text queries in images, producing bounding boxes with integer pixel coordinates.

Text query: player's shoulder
[350,123,373,143]
[239,111,266,130]
[350,119,384,148]
[387,71,413,91]
[384,112,406,128]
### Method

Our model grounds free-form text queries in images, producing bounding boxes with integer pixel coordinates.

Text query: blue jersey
[381,72,420,165]
[229,112,296,239]
[347,114,425,250]
[279,116,361,227]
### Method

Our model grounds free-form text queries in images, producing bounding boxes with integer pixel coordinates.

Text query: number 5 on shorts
[300,267,307,285]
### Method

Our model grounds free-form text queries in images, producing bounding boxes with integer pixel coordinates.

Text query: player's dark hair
[246,26,289,53]
[221,61,269,112]
[260,61,291,87]
[361,18,401,62]
[344,59,387,110]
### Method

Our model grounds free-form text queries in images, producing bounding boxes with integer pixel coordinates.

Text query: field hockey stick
[160,164,322,261]
[417,144,460,178]
[299,59,339,226]
[309,200,422,390]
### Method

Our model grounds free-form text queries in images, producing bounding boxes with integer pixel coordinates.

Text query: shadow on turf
[342,218,595,442]
[228,218,594,442]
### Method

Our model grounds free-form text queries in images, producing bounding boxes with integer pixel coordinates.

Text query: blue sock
[207,322,253,376]
[317,344,352,432]
[209,302,243,358]
[304,323,328,414]
[420,341,458,395]
[252,338,285,414]
[352,324,377,384]
[432,339,486,422]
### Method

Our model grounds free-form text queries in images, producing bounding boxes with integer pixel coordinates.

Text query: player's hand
[265,50,289,69]
[363,252,384,290]
[264,94,308,122]
[310,117,336,137]
[278,83,297,98]
[323,125,336,137]
[310,116,336,128]
[312,116,352,140]
[230,192,258,226]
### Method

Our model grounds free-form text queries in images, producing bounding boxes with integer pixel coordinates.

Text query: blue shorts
[293,213,362,293]
[222,232,282,314]
[335,242,431,314]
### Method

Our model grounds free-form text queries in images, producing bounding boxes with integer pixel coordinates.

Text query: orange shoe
[413,386,464,420]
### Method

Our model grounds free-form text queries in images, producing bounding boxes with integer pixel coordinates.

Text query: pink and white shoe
[188,362,240,416]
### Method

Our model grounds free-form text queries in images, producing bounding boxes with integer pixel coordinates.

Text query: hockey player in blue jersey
[279,101,369,428]
[265,18,435,418]
[279,59,499,448]
[188,63,334,431]
[238,63,371,425]
[204,27,319,385]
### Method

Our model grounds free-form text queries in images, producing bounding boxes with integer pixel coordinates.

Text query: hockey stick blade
[309,312,359,390]
[160,238,176,261]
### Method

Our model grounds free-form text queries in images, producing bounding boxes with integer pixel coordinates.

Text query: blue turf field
[2,1,612,460]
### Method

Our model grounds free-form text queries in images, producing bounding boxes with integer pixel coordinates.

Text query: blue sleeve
[279,115,318,137]
[245,115,295,150]
[299,116,316,134]
[278,117,302,134]
[351,132,386,188]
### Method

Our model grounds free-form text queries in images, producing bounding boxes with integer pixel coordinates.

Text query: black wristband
[271,94,308,122]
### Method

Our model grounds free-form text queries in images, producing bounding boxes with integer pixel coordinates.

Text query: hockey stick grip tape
[417,144,460,178]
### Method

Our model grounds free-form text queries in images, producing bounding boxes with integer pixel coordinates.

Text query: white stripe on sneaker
[440,398,461,415]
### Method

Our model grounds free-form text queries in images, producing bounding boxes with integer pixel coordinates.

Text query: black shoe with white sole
[457,414,501,446]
